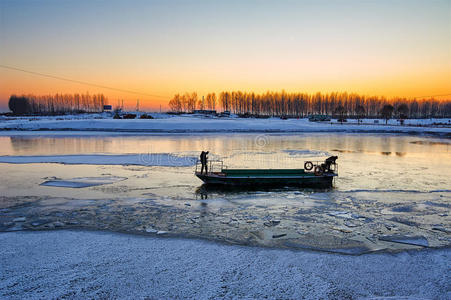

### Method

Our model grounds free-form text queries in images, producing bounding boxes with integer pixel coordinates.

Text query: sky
[0,0,450,111]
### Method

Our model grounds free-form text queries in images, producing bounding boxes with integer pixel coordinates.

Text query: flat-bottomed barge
[195,155,338,188]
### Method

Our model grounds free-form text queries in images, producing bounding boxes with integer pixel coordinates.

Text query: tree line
[8,93,107,115]
[169,91,451,118]
[168,92,217,113]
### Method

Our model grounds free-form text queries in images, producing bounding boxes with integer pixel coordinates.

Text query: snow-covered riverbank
[1,115,450,136]
[0,230,449,299]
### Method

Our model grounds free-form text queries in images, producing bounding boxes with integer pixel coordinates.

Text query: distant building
[219,111,231,117]
[308,114,331,122]
[103,105,112,112]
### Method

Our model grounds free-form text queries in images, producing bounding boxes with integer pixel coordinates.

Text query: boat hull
[195,172,335,188]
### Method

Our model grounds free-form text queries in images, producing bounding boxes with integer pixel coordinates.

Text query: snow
[0,115,450,136]
[0,230,449,299]
[0,154,197,166]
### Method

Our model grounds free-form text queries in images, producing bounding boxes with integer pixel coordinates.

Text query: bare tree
[168,91,451,118]
[8,93,108,115]
[335,105,345,124]
[169,94,182,113]
[355,105,365,124]
[381,104,394,124]
[396,103,409,119]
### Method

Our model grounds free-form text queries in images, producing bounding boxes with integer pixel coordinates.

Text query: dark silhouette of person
[199,151,205,173]
[322,156,338,172]
[200,151,209,174]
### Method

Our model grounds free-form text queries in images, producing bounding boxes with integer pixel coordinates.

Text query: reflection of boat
[195,156,338,188]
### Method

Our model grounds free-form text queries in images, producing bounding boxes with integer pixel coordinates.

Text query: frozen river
[0,132,450,254]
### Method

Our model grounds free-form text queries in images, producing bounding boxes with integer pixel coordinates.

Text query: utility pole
[136,99,139,112]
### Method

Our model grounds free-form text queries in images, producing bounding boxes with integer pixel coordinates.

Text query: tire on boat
[304,161,314,171]
[314,165,323,176]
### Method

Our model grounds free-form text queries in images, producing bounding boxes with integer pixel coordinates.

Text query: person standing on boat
[321,156,338,172]
[200,151,209,174]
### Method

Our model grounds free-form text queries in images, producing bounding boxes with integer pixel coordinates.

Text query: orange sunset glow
[1,0,450,111]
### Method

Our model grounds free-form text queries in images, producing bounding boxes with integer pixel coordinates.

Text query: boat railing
[195,159,224,174]
[195,158,337,175]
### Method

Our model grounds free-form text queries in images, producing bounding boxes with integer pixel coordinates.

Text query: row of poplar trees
[169,91,451,118]
[8,93,107,115]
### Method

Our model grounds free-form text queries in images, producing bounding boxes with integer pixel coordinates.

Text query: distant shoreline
[1,129,450,139]
[0,116,450,137]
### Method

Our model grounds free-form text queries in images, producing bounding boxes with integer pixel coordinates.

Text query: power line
[0,64,169,99]
[412,93,451,99]
[2,64,449,100]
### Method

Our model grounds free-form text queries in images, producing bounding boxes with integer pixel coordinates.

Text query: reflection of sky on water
[1,133,449,191]
[2,133,450,156]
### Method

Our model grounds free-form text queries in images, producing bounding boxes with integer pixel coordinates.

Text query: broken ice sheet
[40,176,127,188]
[379,235,429,247]
[327,211,357,219]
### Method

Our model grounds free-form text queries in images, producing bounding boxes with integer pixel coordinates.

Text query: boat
[195,155,338,188]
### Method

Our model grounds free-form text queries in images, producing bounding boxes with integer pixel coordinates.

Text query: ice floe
[282,149,331,157]
[379,235,429,247]
[0,153,197,166]
[41,176,127,188]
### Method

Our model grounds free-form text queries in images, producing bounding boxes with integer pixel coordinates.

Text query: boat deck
[194,158,338,187]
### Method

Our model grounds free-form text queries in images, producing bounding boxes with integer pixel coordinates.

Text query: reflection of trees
[166,134,420,168]
[9,137,109,155]
[6,134,424,165]
[379,136,410,156]
[380,136,394,154]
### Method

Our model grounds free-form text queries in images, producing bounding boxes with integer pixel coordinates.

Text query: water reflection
[7,136,112,155]
[0,133,450,253]
[2,133,449,157]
